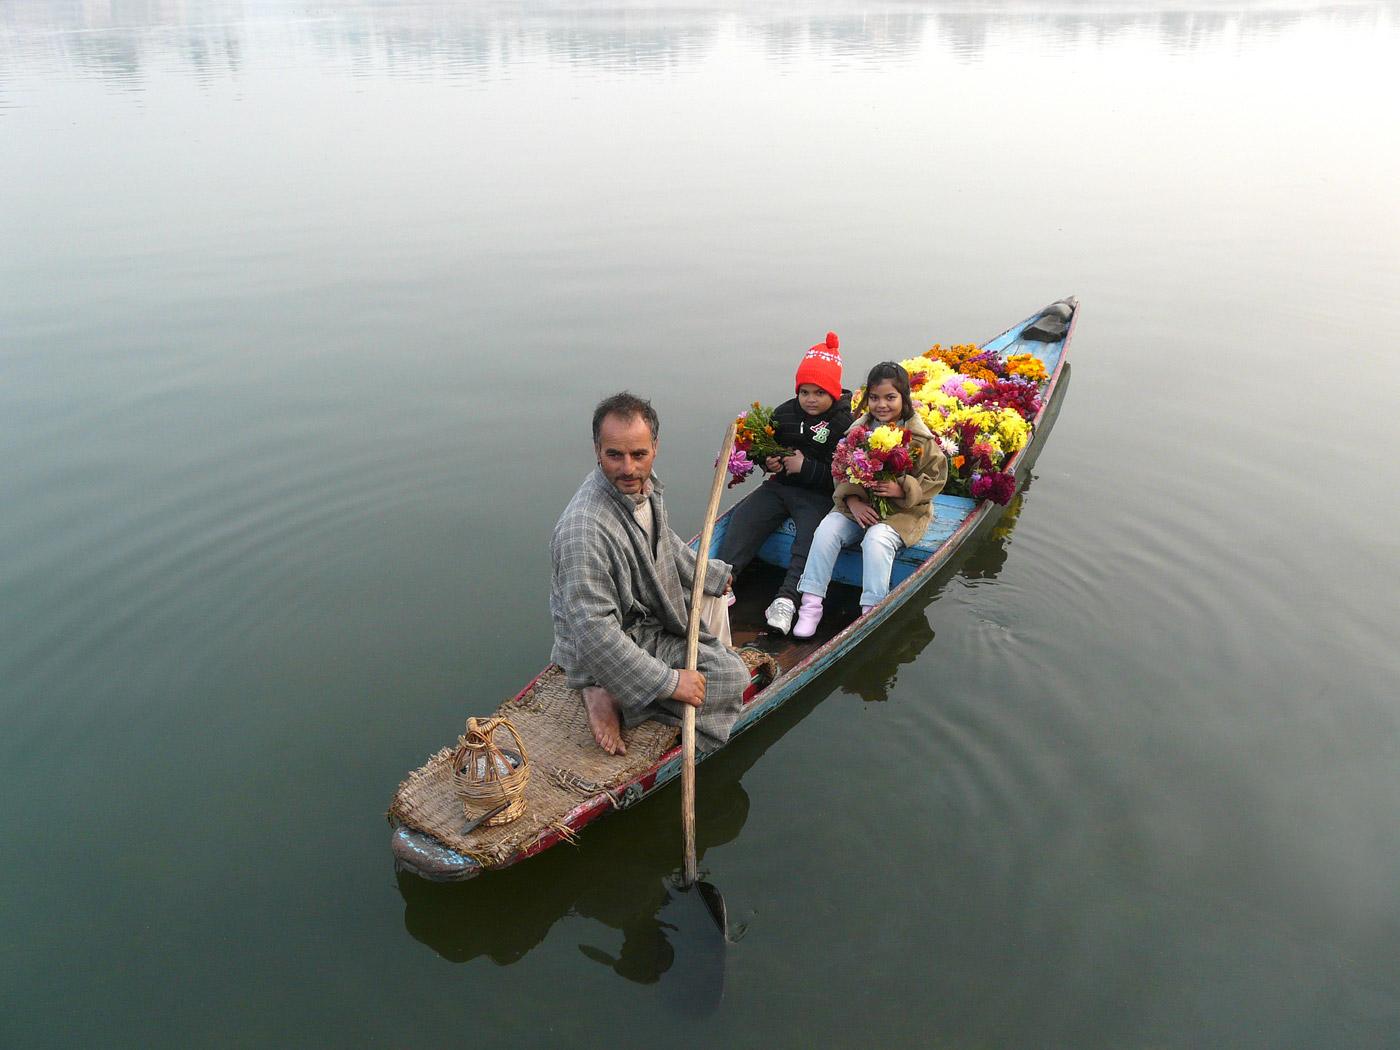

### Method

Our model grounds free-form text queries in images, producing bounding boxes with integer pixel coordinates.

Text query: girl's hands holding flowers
[846,496,882,527]
[764,455,785,473]
[871,478,904,499]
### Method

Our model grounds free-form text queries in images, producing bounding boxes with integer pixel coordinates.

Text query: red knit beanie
[794,332,842,401]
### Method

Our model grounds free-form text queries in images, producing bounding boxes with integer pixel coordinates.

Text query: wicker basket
[451,716,530,827]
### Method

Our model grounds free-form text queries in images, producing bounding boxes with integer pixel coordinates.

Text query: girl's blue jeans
[797,511,904,608]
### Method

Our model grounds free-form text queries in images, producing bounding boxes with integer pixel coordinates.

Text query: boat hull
[391,300,1077,881]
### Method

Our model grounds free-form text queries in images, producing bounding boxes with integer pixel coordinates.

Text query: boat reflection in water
[839,484,1028,704]
[395,458,1046,987]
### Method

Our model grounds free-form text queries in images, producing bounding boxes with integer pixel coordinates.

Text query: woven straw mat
[388,666,681,867]
[388,651,777,868]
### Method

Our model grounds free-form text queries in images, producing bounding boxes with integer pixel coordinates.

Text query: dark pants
[716,480,833,602]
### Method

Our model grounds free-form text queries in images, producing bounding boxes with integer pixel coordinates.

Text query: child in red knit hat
[715,332,853,634]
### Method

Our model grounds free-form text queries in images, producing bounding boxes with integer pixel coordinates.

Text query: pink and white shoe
[792,593,824,638]
[862,605,875,615]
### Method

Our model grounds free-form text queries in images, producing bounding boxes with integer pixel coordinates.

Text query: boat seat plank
[710,493,977,590]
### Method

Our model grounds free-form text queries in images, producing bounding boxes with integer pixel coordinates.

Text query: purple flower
[726,448,756,487]
[968,349,1005,376]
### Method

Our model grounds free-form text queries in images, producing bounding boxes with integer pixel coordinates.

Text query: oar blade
[696,879,728,936]
[656,880,728,1014]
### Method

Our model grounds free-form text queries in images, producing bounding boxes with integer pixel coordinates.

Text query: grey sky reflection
[3,1,1394,91]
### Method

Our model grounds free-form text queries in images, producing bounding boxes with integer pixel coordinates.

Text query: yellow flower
[922,390,957,413]
[1005,354,1048,381]
[996,409,1030,452]
[925,360,955,384]
[945,406,995,433]
[899,357,934,392]
[868,425,904,453]
[916,402,953,434]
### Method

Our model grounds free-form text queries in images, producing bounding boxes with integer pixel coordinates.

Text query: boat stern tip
[391,825,482,882]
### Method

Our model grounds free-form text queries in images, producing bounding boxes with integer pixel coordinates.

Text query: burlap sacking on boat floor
[388,650,778,869]
[388,666,681,867]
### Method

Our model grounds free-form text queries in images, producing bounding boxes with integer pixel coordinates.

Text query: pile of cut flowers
[851,343,1049,505]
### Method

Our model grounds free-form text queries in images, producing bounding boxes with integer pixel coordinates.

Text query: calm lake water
[4,1,1400,1045]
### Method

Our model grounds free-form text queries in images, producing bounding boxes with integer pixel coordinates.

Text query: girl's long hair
[854,361,912,420]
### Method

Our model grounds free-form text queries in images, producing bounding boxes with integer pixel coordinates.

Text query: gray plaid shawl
[549,467,748,751]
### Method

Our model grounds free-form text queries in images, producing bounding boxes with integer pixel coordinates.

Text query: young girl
[792,361,948,638]
[716,333,853,634]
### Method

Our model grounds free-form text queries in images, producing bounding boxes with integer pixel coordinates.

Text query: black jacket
[765,391,854,494]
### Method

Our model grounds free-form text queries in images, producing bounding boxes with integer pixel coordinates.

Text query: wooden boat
[389,298,1078,881]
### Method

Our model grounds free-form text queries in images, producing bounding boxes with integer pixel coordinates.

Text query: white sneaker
[764,597,796,634]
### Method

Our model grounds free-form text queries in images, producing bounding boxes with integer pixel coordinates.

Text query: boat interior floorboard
[727,563,862,675]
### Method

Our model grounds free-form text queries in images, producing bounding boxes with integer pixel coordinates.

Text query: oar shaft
[682,421,737,887]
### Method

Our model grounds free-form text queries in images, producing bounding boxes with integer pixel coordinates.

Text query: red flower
[971,471,1016,505]
[970,441,997,472]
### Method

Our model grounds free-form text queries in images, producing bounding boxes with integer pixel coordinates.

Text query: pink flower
[726,448,756,487]
[941,376,972,398]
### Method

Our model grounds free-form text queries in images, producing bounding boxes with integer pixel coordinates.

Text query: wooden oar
[680,420,736,905]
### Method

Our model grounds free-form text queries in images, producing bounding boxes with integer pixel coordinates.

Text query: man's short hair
[592,392,660,444]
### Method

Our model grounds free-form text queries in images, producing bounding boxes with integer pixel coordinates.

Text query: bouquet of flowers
[831,423,921,517]
[877,343,1050,506]
[725,401,793,487]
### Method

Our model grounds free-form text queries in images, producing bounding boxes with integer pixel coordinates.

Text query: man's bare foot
[582,686,626,755]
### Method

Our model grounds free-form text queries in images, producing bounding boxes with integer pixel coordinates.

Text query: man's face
[596,413,657,496]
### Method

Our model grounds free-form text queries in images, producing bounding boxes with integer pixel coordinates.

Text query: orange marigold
[924,342,987,374]
[1005,354,1048,380]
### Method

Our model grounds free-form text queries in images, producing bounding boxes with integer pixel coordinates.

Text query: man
[550,392,749,756]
